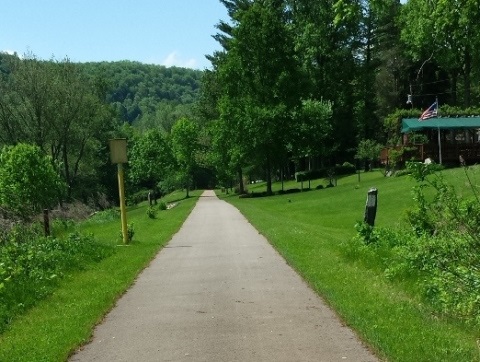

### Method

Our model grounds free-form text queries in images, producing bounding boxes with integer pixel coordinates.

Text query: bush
[277,188,302,195]
[348,164,480,324]
[127,189,150,206]
[295,164,356,182]
[158,175,181,196]
[146,206,157,219]
[158,200,167,211]
[335,163,356,176]
[0,227,114,332]
[118,223,135,242]
[342,161,355,168]
[127,223,135,242]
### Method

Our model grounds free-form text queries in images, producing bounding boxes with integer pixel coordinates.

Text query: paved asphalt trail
[70,190,378,362]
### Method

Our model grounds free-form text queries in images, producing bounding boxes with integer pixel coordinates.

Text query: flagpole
[436,96,442,164]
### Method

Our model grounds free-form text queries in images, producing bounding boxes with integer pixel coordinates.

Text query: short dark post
[356,159,361,183]
[43,209,50,237]
[364,188,378,226]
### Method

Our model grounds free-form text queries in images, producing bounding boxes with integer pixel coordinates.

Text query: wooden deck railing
[380,143,480,165]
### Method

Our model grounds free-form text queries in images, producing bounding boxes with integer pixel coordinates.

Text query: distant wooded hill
[81,61,203,131]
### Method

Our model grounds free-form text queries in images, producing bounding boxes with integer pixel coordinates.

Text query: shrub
[335,163,356,176]
[353,221,377,245]
[295,165,356,182]
[127,223,135,242]
[0,228,114,332]
[127,189,150,206]
[277,188,302,195]
[146,206,157,219]
[118,223,135,243]
[158,200,167,211]
[158,176,179,196]
[348,164,480,324]
[393,169,410,177]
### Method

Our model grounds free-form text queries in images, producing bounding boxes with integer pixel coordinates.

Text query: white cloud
[1,49,17,56]
[161,51,198,69]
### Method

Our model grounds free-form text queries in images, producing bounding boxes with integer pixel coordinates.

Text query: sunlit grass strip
[221,170,480,362]
[0,190,200,362]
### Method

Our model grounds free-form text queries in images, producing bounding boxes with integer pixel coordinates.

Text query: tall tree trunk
[364,8,375,139]
[62,143,71,198]
[237,167,244,194]
[450,72,458,106]
[266,158,273,195]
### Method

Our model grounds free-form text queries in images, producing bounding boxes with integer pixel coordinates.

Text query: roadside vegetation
[0,191,200,362]
[221,166,480,362]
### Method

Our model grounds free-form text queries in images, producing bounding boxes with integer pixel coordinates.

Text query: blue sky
[0,0,228,70]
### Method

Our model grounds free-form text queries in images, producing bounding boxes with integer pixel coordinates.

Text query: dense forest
[81,61,202,131]
[1,0,480,216]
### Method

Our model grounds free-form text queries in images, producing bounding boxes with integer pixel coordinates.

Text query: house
[382,116,480,166]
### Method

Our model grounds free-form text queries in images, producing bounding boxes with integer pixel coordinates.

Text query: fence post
[364,188,378,226]
[43,209,50,237]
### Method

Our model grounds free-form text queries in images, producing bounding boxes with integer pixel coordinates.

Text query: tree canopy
[0,144,65,219]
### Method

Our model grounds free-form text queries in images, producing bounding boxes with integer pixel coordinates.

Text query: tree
[128,128,175,191]
[355,139,383,171]
[291,99,333,167]
[401,0,480,107]
[357,0,404,140]
[216,0,304,194]
[288,0,360,161]
[0,53,116,199]
[171,118,199,197]
[0,143,66,220]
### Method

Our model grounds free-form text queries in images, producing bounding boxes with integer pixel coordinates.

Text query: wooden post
[117,163,128,244]
[43,209,50,237]
[364,188,378,226]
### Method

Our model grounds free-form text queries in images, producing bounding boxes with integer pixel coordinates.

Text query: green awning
[401,117,480,133]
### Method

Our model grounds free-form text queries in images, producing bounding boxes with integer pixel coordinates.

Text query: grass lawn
[0,190,201,362]
[221,168,480,362]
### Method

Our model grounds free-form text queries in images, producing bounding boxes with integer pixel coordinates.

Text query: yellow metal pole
[117,163,128,244]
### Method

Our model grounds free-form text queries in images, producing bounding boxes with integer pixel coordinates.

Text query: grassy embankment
[221,168,480,362]
[0,190,201,362]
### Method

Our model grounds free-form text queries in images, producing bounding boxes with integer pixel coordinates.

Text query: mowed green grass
[0,190,201,362]
[221,169,480,362]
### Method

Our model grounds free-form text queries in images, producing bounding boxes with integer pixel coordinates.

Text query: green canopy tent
[401,117,480,164]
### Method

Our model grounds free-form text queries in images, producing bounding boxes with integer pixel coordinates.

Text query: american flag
[419,101,438,120]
